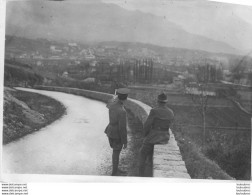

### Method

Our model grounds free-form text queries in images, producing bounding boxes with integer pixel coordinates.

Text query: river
[2,88,113,175]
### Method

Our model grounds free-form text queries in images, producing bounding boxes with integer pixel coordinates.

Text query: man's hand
[123,144,127,149]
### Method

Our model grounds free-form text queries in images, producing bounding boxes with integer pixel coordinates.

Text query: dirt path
[3,88,112,175]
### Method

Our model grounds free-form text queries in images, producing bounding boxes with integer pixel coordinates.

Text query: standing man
[139,92,174,176]
[105,88,130,176]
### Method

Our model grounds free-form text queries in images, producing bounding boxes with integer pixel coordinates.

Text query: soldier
[105,88,130,176]
[139,92,174,176]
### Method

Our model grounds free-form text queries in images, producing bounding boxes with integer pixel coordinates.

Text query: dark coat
[143,104,174,145]
[104,99,127,144]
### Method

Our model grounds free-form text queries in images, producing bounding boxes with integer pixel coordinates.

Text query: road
[2,88,113,175]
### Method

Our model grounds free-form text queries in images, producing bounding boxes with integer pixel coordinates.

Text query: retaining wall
[34,86,190,179]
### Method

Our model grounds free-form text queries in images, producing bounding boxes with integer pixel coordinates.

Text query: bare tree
[189,83,209,148]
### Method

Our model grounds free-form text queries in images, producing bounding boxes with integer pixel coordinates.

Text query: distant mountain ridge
[6,1,242,55]
[108,0,252,53]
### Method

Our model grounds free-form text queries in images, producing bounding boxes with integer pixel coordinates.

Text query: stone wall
[153,132,191,178]
[35,86,150,122]
[34,86,190,179]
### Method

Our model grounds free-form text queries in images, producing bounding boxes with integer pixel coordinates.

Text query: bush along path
[3,87,66,144]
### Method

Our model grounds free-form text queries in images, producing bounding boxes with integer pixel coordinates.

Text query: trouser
[108,137,123,176]
[139,143,154,177]
[112,149,121,176]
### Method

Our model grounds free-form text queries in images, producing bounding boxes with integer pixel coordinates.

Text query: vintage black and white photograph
[2,0,252,181]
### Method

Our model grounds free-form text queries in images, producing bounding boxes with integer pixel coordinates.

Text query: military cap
[158,92,168,102]
[116,88,130,95]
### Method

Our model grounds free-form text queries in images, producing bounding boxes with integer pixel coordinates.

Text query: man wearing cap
[105,88,130,176]
[139,92,174,176]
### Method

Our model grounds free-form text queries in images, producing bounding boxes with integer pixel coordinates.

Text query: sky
[7,0,252,26]
[101,0,252,23]
[101,0,252,7]
[4,0,252,53]
[99,0,252,51]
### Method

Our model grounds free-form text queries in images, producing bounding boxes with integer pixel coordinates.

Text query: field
[128,87,251,180]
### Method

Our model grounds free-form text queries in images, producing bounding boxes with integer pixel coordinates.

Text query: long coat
[143,104,174,145]
[104,99,127,144]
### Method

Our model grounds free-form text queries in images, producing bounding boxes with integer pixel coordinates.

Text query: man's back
[144,105,174,131]
[139,92,174,176]
[151,105,174,130]
[105,100,127,144]
[107,100,125,126]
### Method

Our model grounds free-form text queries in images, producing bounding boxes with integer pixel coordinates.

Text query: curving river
[2,88,112,175]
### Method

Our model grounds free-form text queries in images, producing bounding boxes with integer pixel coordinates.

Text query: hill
[3,87,65,144]
[108,0,252,52]
[5,35,244,69]
[6,0,241,54]
[4,59,44,87]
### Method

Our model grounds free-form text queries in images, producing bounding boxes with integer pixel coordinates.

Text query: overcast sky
[4,0,252,53]
[99,0,252,51]
[101,0,252,24]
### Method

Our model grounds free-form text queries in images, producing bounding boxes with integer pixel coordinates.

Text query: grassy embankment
[128,87,251,180]
[3,87,66,144]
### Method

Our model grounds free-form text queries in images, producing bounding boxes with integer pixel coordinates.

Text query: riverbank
[3,87,66,144]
